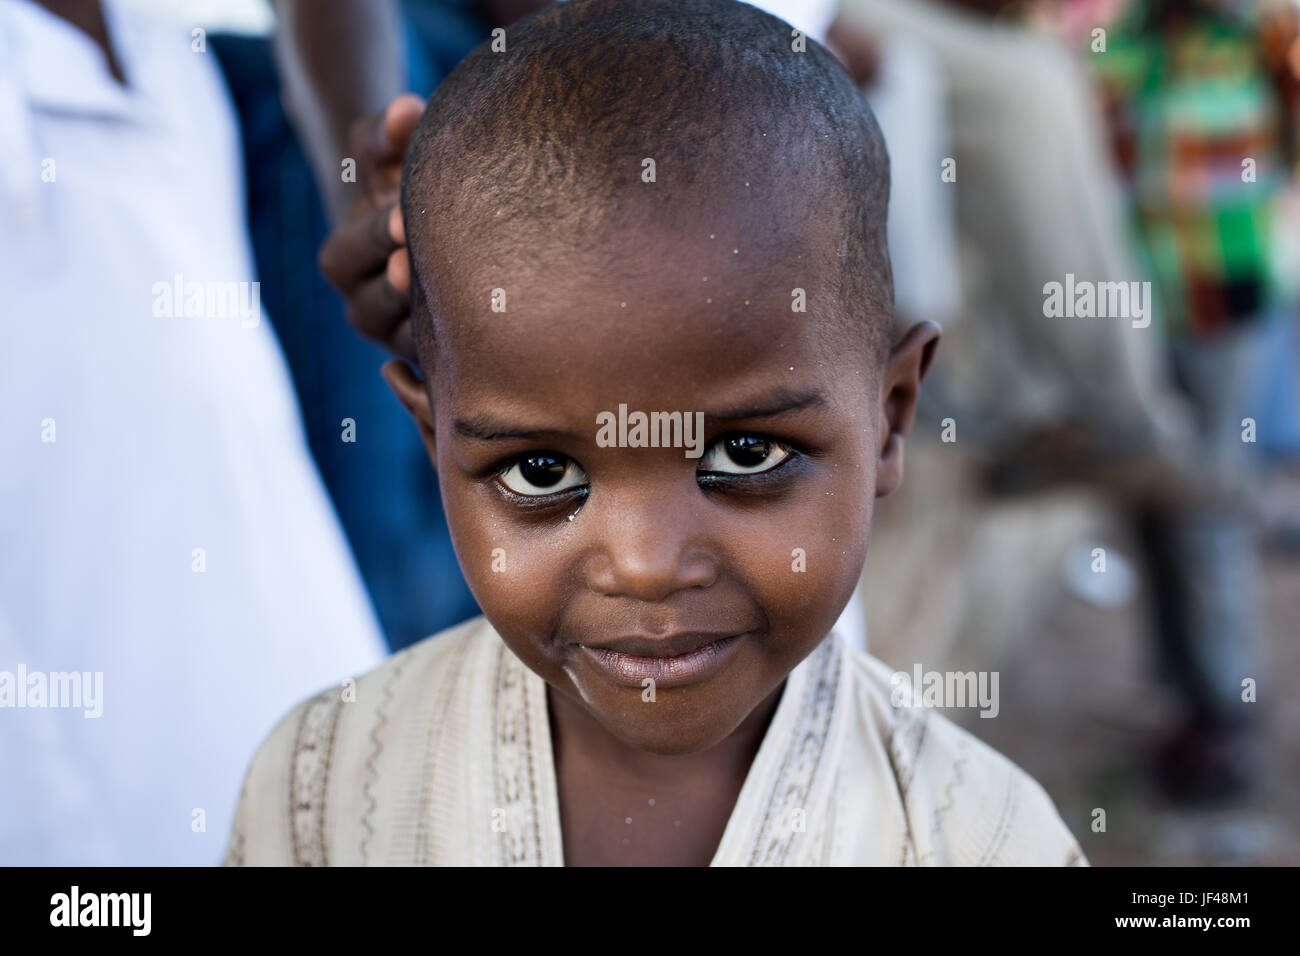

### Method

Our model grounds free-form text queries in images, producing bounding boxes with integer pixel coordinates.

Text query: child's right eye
[497,454,589,497]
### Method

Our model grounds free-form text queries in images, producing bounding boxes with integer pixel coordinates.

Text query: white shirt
[0,0,384,865]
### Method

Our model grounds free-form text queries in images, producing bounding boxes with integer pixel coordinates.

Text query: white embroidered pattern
[289,691,344,866]
[745,635,841,866]
[493,645,544,866]
[359,655,409,864]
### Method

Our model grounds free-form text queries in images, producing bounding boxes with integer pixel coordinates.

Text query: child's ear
[876,320,941,498]
[382,360,439,467]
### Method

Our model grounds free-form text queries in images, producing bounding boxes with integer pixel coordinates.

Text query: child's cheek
[438,495,530,619]
[460,530,540,613]
[762,492,871,634]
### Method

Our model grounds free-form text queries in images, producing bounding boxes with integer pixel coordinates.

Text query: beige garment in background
[847,0,1194,457]
[224,616,1087,866]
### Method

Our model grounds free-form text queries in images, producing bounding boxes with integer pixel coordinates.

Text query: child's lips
[576,633,745,689]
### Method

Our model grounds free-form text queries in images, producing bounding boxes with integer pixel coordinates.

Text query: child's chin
[596,701,754,757]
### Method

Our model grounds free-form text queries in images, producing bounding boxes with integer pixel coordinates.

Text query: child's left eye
[698,435,792,475]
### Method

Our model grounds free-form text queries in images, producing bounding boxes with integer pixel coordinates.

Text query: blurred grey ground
[862,435,1300,866]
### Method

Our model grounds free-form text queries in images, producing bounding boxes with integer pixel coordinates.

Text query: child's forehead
[436,220,844,368]
[413,181,876,404]
[437,195,836,317]
[438,301,850,434]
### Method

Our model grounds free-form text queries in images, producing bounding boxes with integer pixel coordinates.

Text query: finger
[389,204,405,245]
[346,271,411,344]
[386,247,410,295]
[318,204,402,291]
[349,94,427,206]
[379,94,425,160]
[349,95,422,170]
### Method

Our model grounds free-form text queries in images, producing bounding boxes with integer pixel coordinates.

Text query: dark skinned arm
[268,0,405,223]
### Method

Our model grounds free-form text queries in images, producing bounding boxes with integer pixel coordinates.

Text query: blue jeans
[211,33,481,651]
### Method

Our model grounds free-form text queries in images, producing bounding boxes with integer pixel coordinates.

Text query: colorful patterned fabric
[1092,0,1300,338]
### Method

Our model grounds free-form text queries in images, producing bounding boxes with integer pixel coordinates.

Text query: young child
[225,0,1087,867]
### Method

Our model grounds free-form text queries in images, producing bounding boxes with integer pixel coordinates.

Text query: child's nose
[582,490,718,602]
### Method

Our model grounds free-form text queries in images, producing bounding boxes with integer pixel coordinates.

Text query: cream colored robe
[223,616,1087,866]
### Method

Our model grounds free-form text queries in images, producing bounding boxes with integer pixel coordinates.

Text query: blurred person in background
[211,1,482,652]
[1088,0,1300,796]
[848,0,1284,799]
[0,0,384,865]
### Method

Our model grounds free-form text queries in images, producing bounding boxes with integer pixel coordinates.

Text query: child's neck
[547,680,784,782]
[546,681,785,866]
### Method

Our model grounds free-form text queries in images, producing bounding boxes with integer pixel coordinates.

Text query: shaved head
[401,0,893,367]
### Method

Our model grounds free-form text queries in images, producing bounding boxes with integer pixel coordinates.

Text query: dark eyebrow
[453,416,576,442]
[707,389,827,421]
[453,390,827,441]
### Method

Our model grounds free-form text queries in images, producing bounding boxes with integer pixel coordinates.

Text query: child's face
[392,210,935,756]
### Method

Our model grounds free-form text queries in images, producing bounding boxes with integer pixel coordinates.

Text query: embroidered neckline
[492,645,548,865]
[741,634,841,866]
[490,632,842,867]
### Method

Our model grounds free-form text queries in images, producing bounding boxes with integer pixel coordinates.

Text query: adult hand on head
[318,93,426,363]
